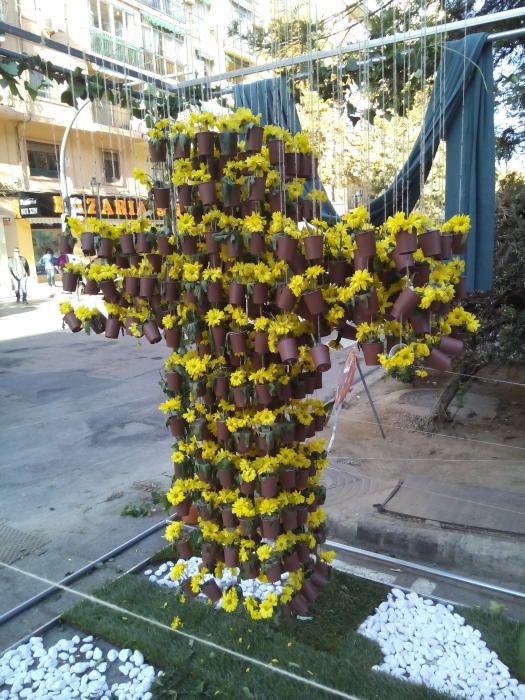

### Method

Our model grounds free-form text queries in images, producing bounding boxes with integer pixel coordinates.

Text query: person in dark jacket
[8,247,30,303]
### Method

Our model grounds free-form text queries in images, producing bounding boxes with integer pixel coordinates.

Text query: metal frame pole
[59,99,90,232]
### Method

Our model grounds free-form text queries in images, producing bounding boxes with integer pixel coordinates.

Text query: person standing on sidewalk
[39,248,57,289]
[8,247,30,303]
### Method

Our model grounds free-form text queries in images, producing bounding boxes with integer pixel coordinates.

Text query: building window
[27,141,59,178]
[142,22,185,75]
[103,150,120,183]
[89,0,140,43]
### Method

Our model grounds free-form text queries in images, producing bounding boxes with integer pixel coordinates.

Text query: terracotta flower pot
[201,542,220,566]
[173,140,191,160]
[301,199,314,221]
[99,279,119,304]
[303,289,326,316]
[228,331,247,355]
[62,271,79,293]
[81,232,96,255]
[228,281,246,306]
[245,125,264,152]
[292,380,306,400]
[168,416,185,438]
[149,140,166,163]
[178,184,192,207]
[239,481,255,497]
[439,335,464,357]
[223,184,241,208]
[248,231,265,255]
[303,235,323,260]
[202,578,222,602]
[284,152,299,177]
[355,229,376,258]
[180,235,197,256]
[328,260,349,285]
[440,233,454,259]
[425,348,453,371]
[277,336,298,364]
[153,187,170,209]
[276,235,298,262]
[211,325,227,355]
[213,374,229,400]
[412,264,430,287]
[396,229,418,254]
[215,419,230,445]
[254,331,269,354]
[276,286,297,312]
[238,516,257,537]
[265,562,282,583]
[198,181,217,206]
[259,475,278,498]
[452,235,467,254]
[282,509,298,531]
[254,383,272,407]
[119,233,135,255]
[268,138,285,164]
[58,234,73,254]
[140,320,160,344]
[105,318,121,339]
[296,504,309,527]
[391,287,422,320]
[217,467,235,490]
[361,341,382,366]
[98,237,113,259]
[249,176,266,202]
[218,130,237,156]
[355,289,379,322]
[455,277,467,299]
[164,328,181,349]
[147,253,162,274]
[284,550,301,573]
[268,190,285,213]
[409,313,430,335]
[182,578,198,598]
[242,561,260,579]
[310,343,331,372]
[261,516,280,540]
[252,282,268,305]
[139,276,156,299]
[280,468,296,491]
[166,371,182,392]
[196,130,215,156]
[232,386,249,409]
[122,276,138,297]
[63,311,81,333]
[84,279,99,296]
[419,229,442,258]
[134,232,150,255]
[392,248,415,272]
[297,541,310,563]
[224,545,239,567]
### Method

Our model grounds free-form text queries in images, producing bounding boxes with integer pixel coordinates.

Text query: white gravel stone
[358,589,525,699]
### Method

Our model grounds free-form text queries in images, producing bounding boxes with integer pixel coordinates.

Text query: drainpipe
[59,98,90,232]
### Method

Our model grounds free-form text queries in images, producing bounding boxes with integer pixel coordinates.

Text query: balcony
[139,0,185,23]
[90,28,145,69]
[0,0,6,21]
[92,101,132,131]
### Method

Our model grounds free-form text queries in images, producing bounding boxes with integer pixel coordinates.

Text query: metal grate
[0,521,49,565]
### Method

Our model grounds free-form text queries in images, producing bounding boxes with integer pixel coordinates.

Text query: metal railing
[139,0,185,22]
[89,28,145,69]
[92,100,131,130]
[0,0,7,22]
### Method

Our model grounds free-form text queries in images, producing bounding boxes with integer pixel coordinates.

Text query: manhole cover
[0,521,49,564]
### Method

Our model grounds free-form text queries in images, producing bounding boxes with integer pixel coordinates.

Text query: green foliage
[467,172,525,367]
[121,488,167,517]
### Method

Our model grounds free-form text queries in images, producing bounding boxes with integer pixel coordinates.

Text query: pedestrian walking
[8,247,30,304]
[39,248,57,288]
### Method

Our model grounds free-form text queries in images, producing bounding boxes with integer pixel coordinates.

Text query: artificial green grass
[63,570,453,700]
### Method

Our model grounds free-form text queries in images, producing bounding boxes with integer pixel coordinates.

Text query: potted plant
[245,152,270,202]
[74,305,106,335]
[216,114,238,157]
[355,322,383,365]
[266,169,284,213]
[220,161,245,209]
[227,307,251,356]
[103,302,124,339]
[59,301,81,333]
[232,497,258,537]
[235,107,262,152]
[147,117,169,162]
[252,408,277,455]
[172,158,194,207]
[159,395,185,438]
[164,520,193,559]
[442,214,470,254]
[189,111,217,156]
[263,124,288,164]
[169,120,194,159]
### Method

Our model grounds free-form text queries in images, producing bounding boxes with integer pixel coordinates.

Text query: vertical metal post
[59,99,90,232]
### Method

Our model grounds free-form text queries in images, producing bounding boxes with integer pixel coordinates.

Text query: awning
[28,217,61,225]
[141,12,185,38]
[195,49,214,62]
[225,48,255,65]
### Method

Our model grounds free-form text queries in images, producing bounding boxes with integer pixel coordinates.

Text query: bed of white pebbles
[358,588,525,700]
[0,635,159,699]
[144,556,286,606]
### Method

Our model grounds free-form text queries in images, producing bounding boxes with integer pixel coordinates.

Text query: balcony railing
[0,0,7,22]
[92,101,131,130]
[139,0,185,23]
[90,29,145,69]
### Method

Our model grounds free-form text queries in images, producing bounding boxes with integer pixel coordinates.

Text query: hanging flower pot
[284,152,299,177]
[439,335,464,357]
[98,237,113,259]
[238,516,257,537]
[217,465,235,490]
[452,234,467,254]
[292,379,306,400]
[254,383,272,407]
[296,505,309,528]
[284,549,301,573]
[239,480,255,497]
[392,248,415,272]
[419,229,442,258]
[455,277,467,299]
[248,176,266,202]
[119,233,135,255]
[440,233,454,259]
[412,264,430,287]
[105,318,122,339]
[167,415,185,438]
[355,229,376,258]
[280,468,297,492]
[182,578,198,599]
[173,140,191,160]
[295,423,308,442]
[176,539,192,560]
[276,234,298,262]
[391,287,422,320]
[328,260,349,285]
[254,331,269,354]
[268,190,285,213]
[202,578,222,603]
[180,235,197,256]
[242,560,260,579]
[297,541,310,563]
[84,279,99,295]
[204,280,222,304]
[268,138,285,164]
[210,325,227,355]
[203,231,219,255]
[301,199,314,221]
[215,419,230,445]
[178,184,192,207]
[228,281,246,306]
[99,279,120,304]
[247,231,265,256]
[245,125,264,152]
[303,289,327,316]
[58,234,73,255]
[149,140,167,163]
[303,373,315,395]
[229,331,248,356]
[164,327,182,349]
[121,275,138,297]
[282,509,298,532]
[396,229,418,254]
[361,341,382,365]
[218,130,238,156]
[190,417,209,441]
[213,374,229,400]
[139,276,156,299]
[260,515,280,539]
[63,311,81,333]
[425,348,453,371]
[256,431,274,455]
[250,282,267,305]
[175,497,191,518]
[266,561,282,583]
[274,286,295,313]
[234,427,251,450]
[129,254,140,267]
[354,289,379,322]
[197,342,211,358]
[201,541,220,566]
[259,474,278,498]
[81,232,96,255]
[277,336,298,364]
[153,187,170,209]
[224,545,240,567]
[196,130,215,156]
[198,181,217,206]
[134,232,150,255]
[147,253,163,274]
[303,235,323,260]
[161,280,177,303]
[222,183,241,208]
[310,343,331,372]
[141,320,160,344]
[166,371,182,393]
[409,313,430,335]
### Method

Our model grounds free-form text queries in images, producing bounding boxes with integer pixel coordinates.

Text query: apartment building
[0,0,266,292]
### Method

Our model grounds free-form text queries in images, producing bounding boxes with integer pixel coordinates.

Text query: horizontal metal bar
[487,26,525,42]
[326,539,525,599]
[173,7,525,89]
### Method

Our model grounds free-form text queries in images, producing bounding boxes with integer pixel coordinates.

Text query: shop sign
[18,192,154,219]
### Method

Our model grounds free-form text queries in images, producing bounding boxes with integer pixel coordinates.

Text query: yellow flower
[164,521,184,542]
[256,544,273,561]
[171,616,183,630]
[59,301,74,315]
[222,587,239,612]
[442,214,471,235]
[170,562,187,580]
